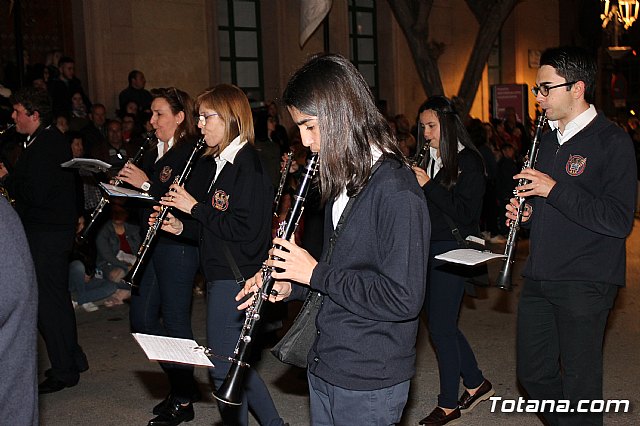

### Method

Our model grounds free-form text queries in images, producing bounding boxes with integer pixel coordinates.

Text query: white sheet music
[132,333,214,367]
[435,249,506,266]
[99,183,155,201]
[61,158,112,173]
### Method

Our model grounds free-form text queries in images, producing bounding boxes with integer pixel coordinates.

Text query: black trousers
[517,279,618,426]
[27,227,86,385]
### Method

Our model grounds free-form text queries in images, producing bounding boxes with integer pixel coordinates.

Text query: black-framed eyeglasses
[531,81,577,97]
[198,112,219,124]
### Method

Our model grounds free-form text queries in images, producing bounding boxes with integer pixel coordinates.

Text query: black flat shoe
[147,400,194,426]
[38,377,77,394]
[418,407,461,425]
[153,389,201,415]
[458,379,495,411]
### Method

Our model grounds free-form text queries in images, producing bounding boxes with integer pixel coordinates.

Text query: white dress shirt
[332,146,383,228]
[548,104,597,145]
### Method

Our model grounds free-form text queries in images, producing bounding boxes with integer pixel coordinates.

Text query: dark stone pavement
[38,219,640,425]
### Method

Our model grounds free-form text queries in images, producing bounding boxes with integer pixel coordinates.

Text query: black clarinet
[411,139,430,169]
[79,132,156,242]
[273,151,293,215]
[495,112,547,291]
[214,153,319,405]
[123,137,206,288]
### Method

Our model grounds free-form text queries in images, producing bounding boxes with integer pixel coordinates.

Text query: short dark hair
[539,46,596,103]
[67,131,83,143]
[128,70,142,84]
[58,56,75,67]
[9,87,52,124]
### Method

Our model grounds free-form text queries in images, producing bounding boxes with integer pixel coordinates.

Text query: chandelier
[601,0,639,30]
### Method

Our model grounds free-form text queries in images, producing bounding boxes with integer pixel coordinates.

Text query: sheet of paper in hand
[132,333,214,367]
[61,158,112,173]
[435,249,506,266]
[99,182,155,201]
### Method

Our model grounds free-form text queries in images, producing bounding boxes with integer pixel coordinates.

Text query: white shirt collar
[427,141,464,178]
[155,136,175,161]
[548,104,597,145]
[218,135,246,165]
[213,135,247,183]
[332,146,385,228]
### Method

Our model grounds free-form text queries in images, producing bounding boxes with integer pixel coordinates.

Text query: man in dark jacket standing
[0,87,88,394]
[507,46,637,426]
[118,69,152,114]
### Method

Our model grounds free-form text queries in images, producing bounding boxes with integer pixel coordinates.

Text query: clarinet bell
[213,363,244,406]
[494,261,513,291]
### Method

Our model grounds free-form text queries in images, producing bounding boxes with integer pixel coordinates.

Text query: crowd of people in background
[1,46,639,426]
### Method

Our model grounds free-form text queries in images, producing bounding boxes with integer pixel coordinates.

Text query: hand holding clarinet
[235,236,318,310]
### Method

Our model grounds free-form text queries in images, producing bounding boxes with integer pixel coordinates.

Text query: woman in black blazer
[116,87,203,426]
[154,84,285,426]
[413,96,494,426]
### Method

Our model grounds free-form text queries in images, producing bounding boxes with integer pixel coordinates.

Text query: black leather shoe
[458,379,495,411]
[418,407,461,425]
[153,389,201,415]
[38,377,77,394]
[75,350,89,373]
[147,401,194,426]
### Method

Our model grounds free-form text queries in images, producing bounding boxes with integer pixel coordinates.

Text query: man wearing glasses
[506,46,636,425]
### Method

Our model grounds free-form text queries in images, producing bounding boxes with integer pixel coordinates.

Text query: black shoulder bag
[271,158,384,368]
[270,195,357,368]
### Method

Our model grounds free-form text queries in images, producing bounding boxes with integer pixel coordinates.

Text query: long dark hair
[283,53,405,203]
[418,95,483,189]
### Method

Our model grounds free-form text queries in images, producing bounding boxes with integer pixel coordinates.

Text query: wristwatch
[141,181,151,192]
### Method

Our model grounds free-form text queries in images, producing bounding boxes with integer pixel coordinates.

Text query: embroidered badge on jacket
[565,154,587,176]
[212,189,230,211]
[159,166,173,183]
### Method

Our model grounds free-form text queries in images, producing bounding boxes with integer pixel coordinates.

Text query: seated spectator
[68,212,132,310]
[68,90,90,132]
[123,100,140,118]
[68,260,120,311]
[80,103,107,156]
[121,112,141,145]
[91,119,134,176]
[95,203,140,296]
[54,112,70,134]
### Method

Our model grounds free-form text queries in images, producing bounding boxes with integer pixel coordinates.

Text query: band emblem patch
[212,190,230,211]
[565,155,587,176]
[159,166,173,183]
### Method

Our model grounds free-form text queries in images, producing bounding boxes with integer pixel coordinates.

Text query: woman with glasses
[153,84,286,426]
[412,96,494,426]
[116,87,203,426]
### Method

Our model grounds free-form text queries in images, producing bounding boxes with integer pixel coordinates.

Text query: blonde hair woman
[156,84,285,426]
